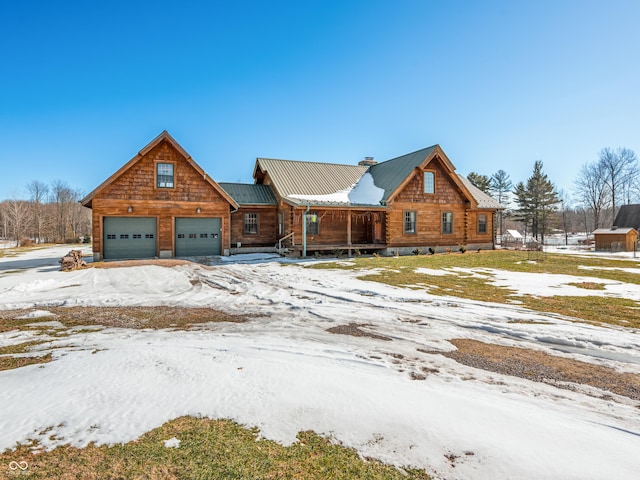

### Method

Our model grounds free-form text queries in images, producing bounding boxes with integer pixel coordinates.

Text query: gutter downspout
[302,204,310,258]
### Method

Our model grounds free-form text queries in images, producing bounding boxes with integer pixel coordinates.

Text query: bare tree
[0,201,7,240]
[598,147,638,217]
[50,179,75,242]
[26,180,50,244]
[573,161,610,231]
[68,188,91,241]
[5,195,32,246]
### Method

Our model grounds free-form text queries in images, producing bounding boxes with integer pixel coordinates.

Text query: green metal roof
[218,182,277,206]
[368,146,437,203]
[254,158,368,206]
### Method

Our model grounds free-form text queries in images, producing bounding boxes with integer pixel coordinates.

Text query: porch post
[347,213,352,257]
[302,204,310,258]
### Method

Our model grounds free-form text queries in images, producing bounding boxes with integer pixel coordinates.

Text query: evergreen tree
[513,161,559,244]
[466,172,492,193]
[490,169,512,236]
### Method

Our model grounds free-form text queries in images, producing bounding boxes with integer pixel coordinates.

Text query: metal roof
[457,175,505,209]
[613,204,640,230]
[367,146,437,202]
[593,227,638,234]
[218,182,277,205]
[255,158,368,201]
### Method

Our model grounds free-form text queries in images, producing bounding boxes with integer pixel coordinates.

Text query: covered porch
[280,206,388,257]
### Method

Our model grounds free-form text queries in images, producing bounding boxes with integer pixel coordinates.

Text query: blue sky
[1,0,639,201]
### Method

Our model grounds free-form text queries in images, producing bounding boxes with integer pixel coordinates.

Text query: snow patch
[163,437,181,448]
[16,310,56,319]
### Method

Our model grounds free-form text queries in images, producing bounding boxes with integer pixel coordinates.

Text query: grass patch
[0,307,248,332]
[0,353,51,371]
[567,281,606,290]
[0,417,431,479]
[326,323,392,341]
[435,339,640,400]
[310,251,640,327]
[0,315,58,334]
[0,340,49,356]
[524,295,640,329]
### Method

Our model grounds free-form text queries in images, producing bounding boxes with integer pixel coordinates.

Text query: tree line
[466,146,640,243]
[0,180,91,247]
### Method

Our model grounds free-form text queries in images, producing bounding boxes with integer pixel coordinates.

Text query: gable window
[157,163,174,188]
[244,213,258,234]
[442,212,453,234]
[306,212,320,235]
[478,214,487,234]
[424,171,435,194]
[404,211,416,234]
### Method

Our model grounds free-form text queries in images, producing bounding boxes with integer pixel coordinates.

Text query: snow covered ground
[1,245,640,479]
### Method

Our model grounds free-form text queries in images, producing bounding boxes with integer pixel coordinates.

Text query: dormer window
[424,171,435,194]
[157,163,174,188]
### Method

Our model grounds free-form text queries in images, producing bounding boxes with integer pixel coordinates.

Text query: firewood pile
[59,250,87,271]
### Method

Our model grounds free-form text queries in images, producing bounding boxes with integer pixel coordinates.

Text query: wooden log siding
[98,142,222,201]
[387,162,469,246]
[465,210,495,245]
[91,199,231,256]
[230,207,278,247]
[90,140,233,257]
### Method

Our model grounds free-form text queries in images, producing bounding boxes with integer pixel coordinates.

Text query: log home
[82,131,502,260]
[81,131,238,260]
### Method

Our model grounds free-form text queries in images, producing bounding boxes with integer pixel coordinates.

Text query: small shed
[502,229,524,248]
[592,227,638,252]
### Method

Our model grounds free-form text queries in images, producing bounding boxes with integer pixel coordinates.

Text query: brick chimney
[358,156,377,166]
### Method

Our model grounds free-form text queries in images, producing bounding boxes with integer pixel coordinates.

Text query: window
[133,234,142,239]
[145,234,154,239]
[189,233,197,239]
[106,234,116,240]
[244,213,258,234]
[200,233,208,238]
[120,234,129,239]
[157,163,174,188]
[478,214,487,234]
[306,212,319,235]
[177,233,185,239]
[442,212,453,234]
[404,211,416,234]
[424,171,435,194]
[278,213,283,236]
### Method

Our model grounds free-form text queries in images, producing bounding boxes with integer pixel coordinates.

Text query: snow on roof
[505,229,523,238]
[593,227,638,234]
[288,173,385,206]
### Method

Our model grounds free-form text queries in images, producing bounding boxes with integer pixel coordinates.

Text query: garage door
[103,217,157,260]
[175,217,222,256]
